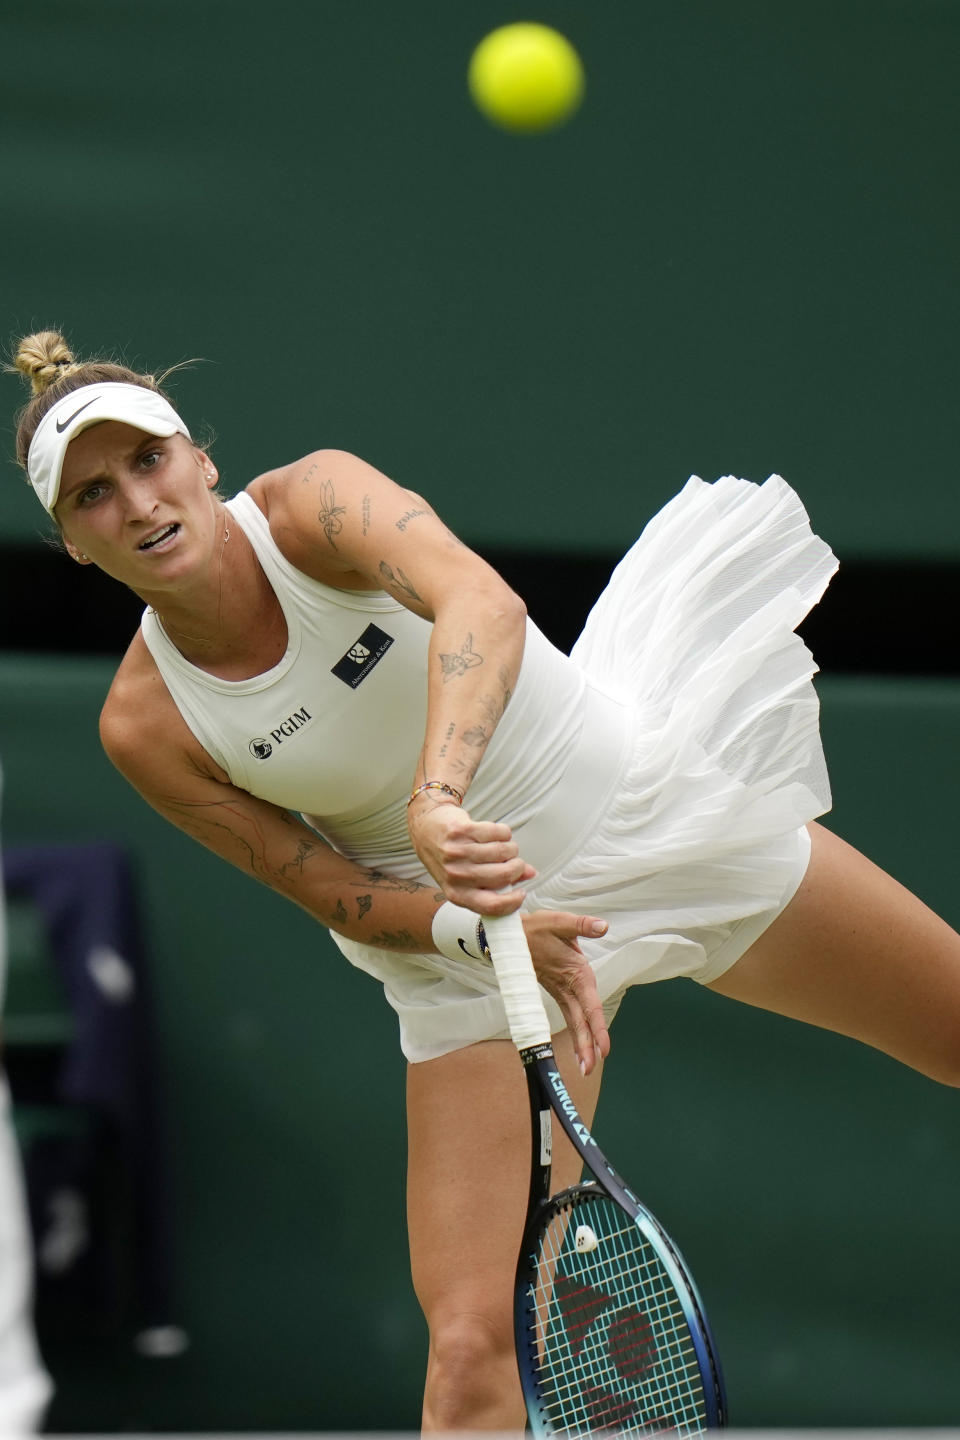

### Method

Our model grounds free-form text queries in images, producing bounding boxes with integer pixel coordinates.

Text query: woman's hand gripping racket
[483,911,728,1437]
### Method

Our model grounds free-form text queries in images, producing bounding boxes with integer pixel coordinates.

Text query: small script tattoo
[361,494,371,534]
[301,462,319,485]
[438,720,456,759]
[317,478,347,549]
[379,560,424,604]
[395,506,427,532]
[439,633,483,681]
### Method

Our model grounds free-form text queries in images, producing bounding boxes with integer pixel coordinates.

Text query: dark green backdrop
[2,0,958,559]
[1,0,958,1432]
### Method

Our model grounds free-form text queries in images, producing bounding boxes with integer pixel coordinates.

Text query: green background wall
[1,0,958,1432]
[2,0,958,560]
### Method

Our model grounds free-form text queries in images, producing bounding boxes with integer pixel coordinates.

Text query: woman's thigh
[707,821,960,1084]
[406,1029,604,1329]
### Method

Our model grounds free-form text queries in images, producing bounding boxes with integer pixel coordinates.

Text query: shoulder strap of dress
[224,490,291,586]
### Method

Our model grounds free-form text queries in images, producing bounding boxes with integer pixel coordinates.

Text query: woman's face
[55,420,220,592]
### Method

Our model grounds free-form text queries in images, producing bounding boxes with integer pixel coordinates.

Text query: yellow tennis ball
[468,23,585,134]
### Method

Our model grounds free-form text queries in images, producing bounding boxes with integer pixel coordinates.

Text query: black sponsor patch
[331,623,395,688]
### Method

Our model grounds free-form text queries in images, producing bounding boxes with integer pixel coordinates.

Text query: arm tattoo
[378,560,424,603]
[317,478,347,549]
[368,928,417,950]
[277,837,326,880]
[395,507,427,531]
[333,898,348,925]
[438,720,456,758]
[357,893,373,918]
[359,869,423,894]
[361,494,371,535]
[439,633,483,681]
[500,664,513,711]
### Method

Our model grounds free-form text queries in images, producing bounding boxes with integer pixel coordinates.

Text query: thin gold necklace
[155,522,231,647]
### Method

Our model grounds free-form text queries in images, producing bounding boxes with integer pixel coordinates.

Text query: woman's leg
[707,821,960,1084]
[407,1030,603,1432]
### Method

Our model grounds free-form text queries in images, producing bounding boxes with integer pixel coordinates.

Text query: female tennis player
[11,330,960,1431]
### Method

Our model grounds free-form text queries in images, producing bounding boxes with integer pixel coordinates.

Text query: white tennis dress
[141,475,838,1061]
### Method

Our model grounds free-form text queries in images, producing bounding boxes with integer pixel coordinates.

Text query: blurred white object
[0,1075,54,1432]
[133,1324,190,1358]
[86,944,136,1002]
[0,768,54,1432]
[37,1188,89,1276]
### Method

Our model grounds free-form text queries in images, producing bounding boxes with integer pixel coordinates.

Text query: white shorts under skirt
[331,474,837,1064]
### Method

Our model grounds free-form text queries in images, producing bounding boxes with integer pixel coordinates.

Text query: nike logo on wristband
[55,398,98,433]
[457,919,490,962]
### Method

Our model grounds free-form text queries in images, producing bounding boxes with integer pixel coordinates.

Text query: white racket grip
[482,911,551,1051]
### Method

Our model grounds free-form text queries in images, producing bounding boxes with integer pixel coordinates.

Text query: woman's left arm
[267,449,537,913]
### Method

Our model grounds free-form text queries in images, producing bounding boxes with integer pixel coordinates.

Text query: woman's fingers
[413,807,537,899]
[446,881,529,915]
[556,970,611,1076]
[520,909,612,1074]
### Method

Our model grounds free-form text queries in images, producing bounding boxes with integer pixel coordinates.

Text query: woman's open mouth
[139,523,180,552]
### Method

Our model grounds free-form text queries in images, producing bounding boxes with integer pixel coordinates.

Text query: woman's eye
[139,450,161,469]
[78,484,104,505]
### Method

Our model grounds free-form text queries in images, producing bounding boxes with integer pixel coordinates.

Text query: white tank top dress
[141,476,837,1062]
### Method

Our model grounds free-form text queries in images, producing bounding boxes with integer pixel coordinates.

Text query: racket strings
[525,1195,710,1436]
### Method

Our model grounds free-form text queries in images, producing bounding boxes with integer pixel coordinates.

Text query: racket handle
[482,912,552,1051]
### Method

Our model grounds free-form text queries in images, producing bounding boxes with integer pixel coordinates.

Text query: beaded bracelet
[407,780,465,808]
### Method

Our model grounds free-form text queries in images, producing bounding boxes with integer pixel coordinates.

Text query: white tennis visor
[27,382,192,514]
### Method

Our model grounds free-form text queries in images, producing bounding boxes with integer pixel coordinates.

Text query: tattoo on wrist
[438,720,456,758]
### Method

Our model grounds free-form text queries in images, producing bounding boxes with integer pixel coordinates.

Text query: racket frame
[514,1043,728,1434]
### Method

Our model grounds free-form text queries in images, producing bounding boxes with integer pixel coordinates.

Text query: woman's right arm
[100,653,612,1068]
[100,669,447,951]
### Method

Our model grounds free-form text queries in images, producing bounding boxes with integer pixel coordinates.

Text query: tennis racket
[483,910,728,1437]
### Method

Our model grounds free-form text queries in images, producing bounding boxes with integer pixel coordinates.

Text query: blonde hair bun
[13,330,82,396]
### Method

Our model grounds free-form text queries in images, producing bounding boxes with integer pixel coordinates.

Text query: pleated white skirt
[334,474,839,1061]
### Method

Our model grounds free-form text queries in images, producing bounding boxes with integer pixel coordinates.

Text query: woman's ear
[64,541,92,565]
[197,450,219,488]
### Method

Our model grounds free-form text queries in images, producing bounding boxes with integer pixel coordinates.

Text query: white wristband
[431,902,490,963]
